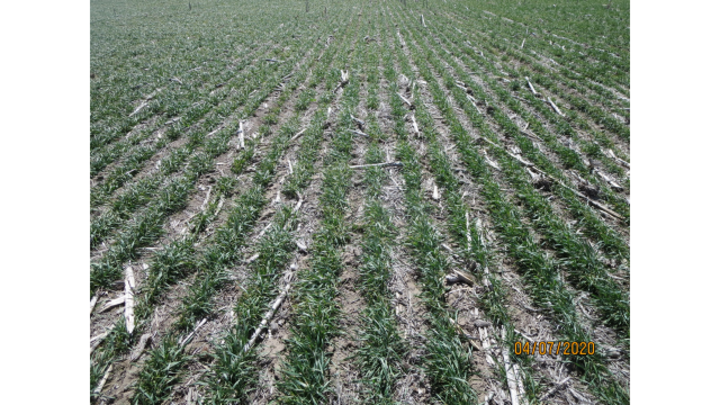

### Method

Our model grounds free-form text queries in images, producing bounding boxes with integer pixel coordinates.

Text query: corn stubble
[90,0,629,403]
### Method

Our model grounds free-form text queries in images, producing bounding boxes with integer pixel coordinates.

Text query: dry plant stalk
[411,115,420,135]
[90,295,99,315]
[449,318,483,351]
[290,128,307,142]
[243,266,296,353]
[180,318,207,348]
[547,97,565,116]
[100,295,125,313]
[479,327,496,366]
[475,137,623,219]
[200,186,213,211]
[349,161,403,169]
[525,77,537,95]
[351,115,365,128]
[501,327,524,405]
[446,270,476,286]
[397,93,414,108]
[465,211,472,252]
[237,120,245,150]
[93,364,113,395]
[333,69,350,92]
[484,154,501,171]
[131,333,153,361]
[124,266,136,334]
[90,331,109,354]
[539,377,571,402]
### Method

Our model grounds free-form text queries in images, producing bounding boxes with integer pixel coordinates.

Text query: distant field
[90,0,630,403]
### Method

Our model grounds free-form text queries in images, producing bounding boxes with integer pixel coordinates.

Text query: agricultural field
[90,0,630,403]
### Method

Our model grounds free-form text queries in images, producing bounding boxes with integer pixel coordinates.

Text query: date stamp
[514,341,595,356]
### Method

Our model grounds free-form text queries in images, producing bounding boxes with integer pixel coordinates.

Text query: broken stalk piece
[348,161,403,169]
[547,97,565,117]
[525,76,537,96]
[333,69,350,92]
[237,120,245,150]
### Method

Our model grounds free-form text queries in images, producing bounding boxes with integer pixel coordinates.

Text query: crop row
[406,8,630,243]
[437,21,631,168]
[90,30,298,206]
[376,17,480,402]
[91,1,630,403]
[89,18,335,294]
[388,5,628,402]
[91,12,348,402]
[429,9,627,170]
[90,0,307,151]
[90,37,277,180]
[447,3,630,91]
[414,18,631,261]
[401,17,631,333]
[201,24,359,405]
[432,7,631,144]
[272,15,365,403]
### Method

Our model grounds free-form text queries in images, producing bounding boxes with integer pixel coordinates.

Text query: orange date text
[513,341,595,356]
